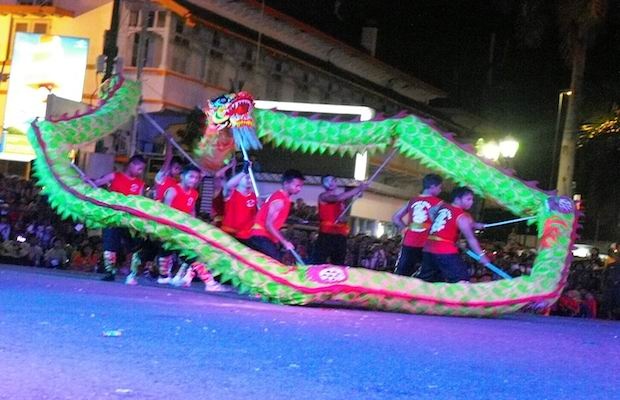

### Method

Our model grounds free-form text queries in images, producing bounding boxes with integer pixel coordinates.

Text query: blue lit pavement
[0,265,618,400]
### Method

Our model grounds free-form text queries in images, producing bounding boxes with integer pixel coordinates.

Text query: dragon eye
[211,95,229,106]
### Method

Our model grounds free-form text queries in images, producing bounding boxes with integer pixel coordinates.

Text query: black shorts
[394,245,423,276]
[311,232,347,265]
[102,227,140,254]
[418,252,470,283]
[246,236,281,261]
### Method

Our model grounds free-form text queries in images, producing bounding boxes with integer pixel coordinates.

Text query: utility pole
[129,0,150,156]
[102,0,121,82]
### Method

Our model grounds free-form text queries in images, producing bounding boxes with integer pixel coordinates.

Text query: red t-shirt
[212,190,225,227]
[168,184,199,215]
[154,175,177,201]
[424,203,469,254]
[222,189,257,239]
[402,195,443,248]
[318,199,350,236]
[250,189,291,243]
[109,172,144,196]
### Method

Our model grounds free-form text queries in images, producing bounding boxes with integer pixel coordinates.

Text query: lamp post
[549,90,572,189]
[475,136,519,221]
[476,136,519,166]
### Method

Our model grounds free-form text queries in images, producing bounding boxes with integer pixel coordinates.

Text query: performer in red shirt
[211,161,235,227]
[247,169,305,261]
[392,174,443,276]
[221,160,257,244]
[125,146,183,285]
[160,165,228,291]
[153,143,183,201]
[418,186,489,283]
[311,175,368,265]
[93,155,146,282]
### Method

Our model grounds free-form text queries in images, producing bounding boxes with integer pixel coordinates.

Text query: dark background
[264,0,620,189]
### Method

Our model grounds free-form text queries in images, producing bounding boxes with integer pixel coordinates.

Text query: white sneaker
[170,274,183,286]
[125,274,138,286]
[157,276,171,285]
[171,263,189,287]
[205,282,230,292]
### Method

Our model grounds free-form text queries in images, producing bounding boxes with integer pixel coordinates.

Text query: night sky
[264,0,620,188]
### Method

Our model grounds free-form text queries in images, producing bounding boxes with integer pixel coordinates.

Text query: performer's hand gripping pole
[465,250,513,280]
[336,147,399,222]
[239,145,261,199]
[289,249,306,266]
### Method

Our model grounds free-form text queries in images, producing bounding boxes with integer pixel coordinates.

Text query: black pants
[393,246,423,276]
[311,232,347,265]
[102,227,140,254]
[418,252,470,283]
[246,236,281,261]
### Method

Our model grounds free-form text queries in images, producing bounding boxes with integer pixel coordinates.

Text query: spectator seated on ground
[43,238,68,269]
[0,236,30,264]
[27,237,44,267]
[70,244,100,272]
[0,216,11,241]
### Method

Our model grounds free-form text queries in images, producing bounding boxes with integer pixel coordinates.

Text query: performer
[392,173,443,276]
[418,186,489,283]
[126,151,184,285]
[247,169,305,261]
[311,175,367,265]
[153,143,183,201]
[211,160,236,227]
[161,165,227,291]
[93,155,147,282]
[221,160,257,244]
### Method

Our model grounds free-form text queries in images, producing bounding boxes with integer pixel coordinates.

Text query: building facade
[0,0,495,233]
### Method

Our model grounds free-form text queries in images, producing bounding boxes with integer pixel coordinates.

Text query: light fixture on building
[254,100,376,180]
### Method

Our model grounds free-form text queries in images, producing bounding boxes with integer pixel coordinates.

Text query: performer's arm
[265,199,294,251]
[163,187,176,207]
[155,143,174,185]
[392,203,409,230]
[223,161,250,197]
[457,215,490,265]
[92,172,115,187]
[215,158,236,179]
[319,182,369,203]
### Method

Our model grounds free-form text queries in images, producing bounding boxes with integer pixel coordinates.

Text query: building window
[156,11,167,28]
[175,18,184,34]
[206,51,223,86]
[9,20,50,59]
[129,10,139,27]
[212,31,221,49]
[147,11,156,28]
[129,32,162,69]
[265,75,281,100]
[170,35,190,74]
[241,47,253,71]
[33,23,48,34]
[14,23,28,33]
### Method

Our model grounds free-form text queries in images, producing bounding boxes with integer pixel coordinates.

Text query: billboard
[2,32,89,161]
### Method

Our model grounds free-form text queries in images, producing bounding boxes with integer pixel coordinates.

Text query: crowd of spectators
[0,174,104,272]
[0,174,618,320]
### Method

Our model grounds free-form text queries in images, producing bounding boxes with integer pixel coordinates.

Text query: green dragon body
[28,76,578,317]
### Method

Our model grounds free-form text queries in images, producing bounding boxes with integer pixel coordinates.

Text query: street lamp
[499,137,519,159]
[549,89,572,188]
[476,137,519,165]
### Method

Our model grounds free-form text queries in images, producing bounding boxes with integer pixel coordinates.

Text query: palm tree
[555,0,608,195]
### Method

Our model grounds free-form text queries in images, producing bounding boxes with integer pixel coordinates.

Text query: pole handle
[465,250,513,280]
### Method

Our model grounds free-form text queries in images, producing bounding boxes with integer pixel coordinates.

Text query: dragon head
[194,91,262,171]
[206,91,255,131]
